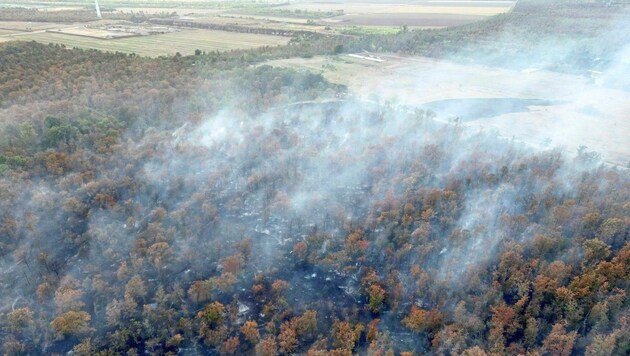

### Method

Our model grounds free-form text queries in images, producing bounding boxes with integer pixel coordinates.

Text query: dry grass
[264,54,630,166]
[9,29,289,56]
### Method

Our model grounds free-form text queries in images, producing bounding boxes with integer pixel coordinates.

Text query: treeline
[0,8,133,23]
[0,8,180,23]
[149,18,326,38]
[0,41,629,355]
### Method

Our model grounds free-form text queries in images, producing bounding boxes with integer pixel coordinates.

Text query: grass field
[9,28,289,56]
[192,15,342,35]
[265,54,630,166]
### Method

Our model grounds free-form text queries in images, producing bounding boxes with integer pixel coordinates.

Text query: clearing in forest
[265,54,630,167]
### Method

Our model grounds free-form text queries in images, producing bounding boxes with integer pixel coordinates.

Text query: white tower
[94,0,102,19]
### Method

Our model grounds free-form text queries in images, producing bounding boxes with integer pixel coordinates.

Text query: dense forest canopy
[1,0,629,355]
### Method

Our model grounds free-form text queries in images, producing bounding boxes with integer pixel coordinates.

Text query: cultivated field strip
[8,29,290,56]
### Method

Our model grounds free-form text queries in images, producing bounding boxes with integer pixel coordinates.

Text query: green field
[336,25,403,35]
[10,29,290,56]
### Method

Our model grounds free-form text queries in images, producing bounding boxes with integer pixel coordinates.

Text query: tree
[256,336,277,356]
[7,307,33,332]
[586,333,617,356]
[105,298,124,326]
[489,303,519,344]
[148,241,171,269]
[241,320,260,344]
[125,275,147,300]
[50,311,92,339]
[221,336,240,354]
[222,254,243,274]
[331,320,359,351]
[367,319,380,343]
[367,284,386,313]
[196,301,225,328]
[402,306,444,334]
[54,282,85,313]
[278,321,298,354]
[295,310,317,337]
[73,338,95,356]
[542,323,577,356]
[271,279,289,297]
[189,280,213,303]
[584,239,611,264]
[293,241,308,262]
[461,346,488,356]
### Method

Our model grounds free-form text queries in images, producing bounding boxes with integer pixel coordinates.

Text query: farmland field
[9,28,290,56]
[189,15,333,33]
[53,27,140,39]
[0,21,79,31]
[218,14,312,25]
[274,1,515,26]
[114,7,224,15]
[193,15,316,28]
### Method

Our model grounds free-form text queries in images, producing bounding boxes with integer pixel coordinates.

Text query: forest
[1,0,629,355]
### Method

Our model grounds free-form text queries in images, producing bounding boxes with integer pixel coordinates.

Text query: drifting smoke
[3,90,621,351]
